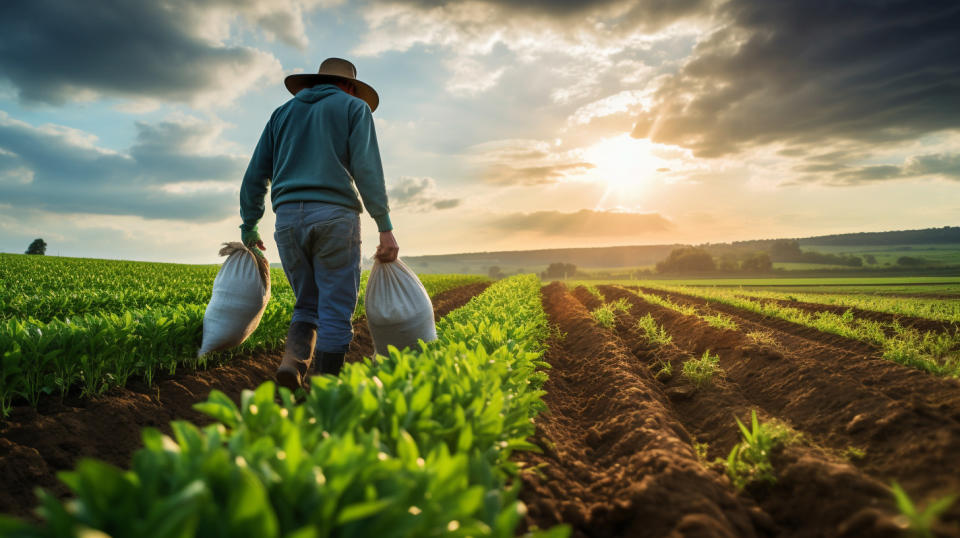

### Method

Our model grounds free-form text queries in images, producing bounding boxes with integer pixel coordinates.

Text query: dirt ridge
[519,283,768,537]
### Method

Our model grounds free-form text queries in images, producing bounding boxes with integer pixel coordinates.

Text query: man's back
[241,83,391,234]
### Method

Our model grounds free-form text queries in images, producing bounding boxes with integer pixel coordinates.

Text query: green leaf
[335,498,395,525]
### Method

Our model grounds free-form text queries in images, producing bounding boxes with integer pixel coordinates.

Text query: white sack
[365,258,437,356]
[198,242,271,356]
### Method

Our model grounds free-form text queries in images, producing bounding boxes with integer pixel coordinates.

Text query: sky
[0,0,958,263]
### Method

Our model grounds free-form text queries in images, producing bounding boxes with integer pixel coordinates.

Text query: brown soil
[518,282,770,537]
[0,283,487,521]
[596,285,960,534]
[583,286,902,536]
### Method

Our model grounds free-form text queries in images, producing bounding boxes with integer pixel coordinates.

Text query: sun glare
[582,134,667,192]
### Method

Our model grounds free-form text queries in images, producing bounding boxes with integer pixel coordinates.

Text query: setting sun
[582,134,667,192]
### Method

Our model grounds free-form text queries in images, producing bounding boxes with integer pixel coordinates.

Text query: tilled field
[0,282,488,520]
[520,283,960,537]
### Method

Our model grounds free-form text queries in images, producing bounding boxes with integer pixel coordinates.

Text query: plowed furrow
[635,286,960,422]
[599,285,960,526]
[519,283,765,538]
[571,287,900,537]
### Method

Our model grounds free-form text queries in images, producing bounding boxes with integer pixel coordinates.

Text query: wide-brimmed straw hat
[284,58,379,112]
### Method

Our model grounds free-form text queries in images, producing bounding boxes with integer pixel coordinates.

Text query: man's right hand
[375,230,399,263]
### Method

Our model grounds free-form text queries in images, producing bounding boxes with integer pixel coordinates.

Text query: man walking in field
[239,57,399,391]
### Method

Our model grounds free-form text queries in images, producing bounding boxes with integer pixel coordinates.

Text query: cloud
[792,152,960,186]
[487,209,672,236]
[0,0,317,106]
[355,0,708,104]
[633,0,960,158]
[387,176,461,211]
[468,139,595,185]
[0,112,244,220]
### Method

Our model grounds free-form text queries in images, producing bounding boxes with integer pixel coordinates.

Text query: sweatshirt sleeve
[239,118,274,231]
[348,102,392,232]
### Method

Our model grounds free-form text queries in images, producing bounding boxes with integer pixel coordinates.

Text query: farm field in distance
[3,253,960,536]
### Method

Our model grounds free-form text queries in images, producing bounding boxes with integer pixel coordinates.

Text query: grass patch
[590,298,630,328]
[724,410,797,490]
[746,330,780,348]
[653,358,673,380]
[702,313,738,331]
[583,284,605,303]
[681,350,723,388]
[635,313,673,347]
[843,445,866,461]
[891,481,957,538]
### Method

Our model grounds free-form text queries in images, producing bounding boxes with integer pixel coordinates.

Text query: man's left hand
[241,226,267,252]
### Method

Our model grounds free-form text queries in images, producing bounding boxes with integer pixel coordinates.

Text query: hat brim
[284,73,379,112]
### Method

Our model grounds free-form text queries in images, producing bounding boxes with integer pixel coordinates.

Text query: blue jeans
[274,201,361,354]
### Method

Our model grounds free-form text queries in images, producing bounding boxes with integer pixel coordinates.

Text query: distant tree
[541,262,577,279]
[717,253,739,272]
[863,254,878,265]
[740,252,772,273]
[656,247,716,274]
[488,266,505,279]
[25,238,47,255]
[768,240,803,261]
[896,256,928,267]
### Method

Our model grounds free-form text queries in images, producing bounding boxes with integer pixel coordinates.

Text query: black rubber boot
[275,321,317,391]
[314,350,346,377]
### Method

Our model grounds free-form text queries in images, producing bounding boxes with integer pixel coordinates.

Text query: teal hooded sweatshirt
[240,84,392,232]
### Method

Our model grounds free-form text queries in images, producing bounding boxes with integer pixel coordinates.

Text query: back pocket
[307,216,358,269]
[274,226,303,274]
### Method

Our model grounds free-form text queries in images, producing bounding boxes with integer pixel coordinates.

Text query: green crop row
[720,287,960,324]
[0,270,486,417]
[0,275,565,538]
[622,287,738,330]
[639,284,960,378]
[2,251,485,323]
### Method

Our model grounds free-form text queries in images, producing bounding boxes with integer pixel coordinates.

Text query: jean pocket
[307,216,358,270]
[274,226,302,273]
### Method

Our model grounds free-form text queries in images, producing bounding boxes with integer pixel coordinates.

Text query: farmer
[239,57,398,391]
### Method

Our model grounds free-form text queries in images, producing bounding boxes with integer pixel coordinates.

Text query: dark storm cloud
[488,209,672,237]
[0,114,244,220]
[0,0,279,105]
[387,176,461,211]
[383,0,707,30]
[793,152,960,186]
[634,0,960,158]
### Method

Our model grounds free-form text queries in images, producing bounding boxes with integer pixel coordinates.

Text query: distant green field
[802,243,960,266]
[566,276,960,296]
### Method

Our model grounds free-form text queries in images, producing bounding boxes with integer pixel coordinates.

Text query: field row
[0,267,484,416]
[627,283,960,377]
[1,275,565,537]
[551,284,960,535]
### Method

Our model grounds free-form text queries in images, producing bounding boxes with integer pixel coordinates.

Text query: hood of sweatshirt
[294,84,344,103]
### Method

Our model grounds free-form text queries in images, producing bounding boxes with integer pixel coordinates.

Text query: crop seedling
[843,446,866,461]
[681,351,723,388]
[702,313,738,331]
[635,314,672,347]
[590,298,630,329]
[584,285,605,303]
[746,331,779,348]
[890,481,957,538]
[653,358,673,380]
[693,441,710,464]
[724,410,795,490]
